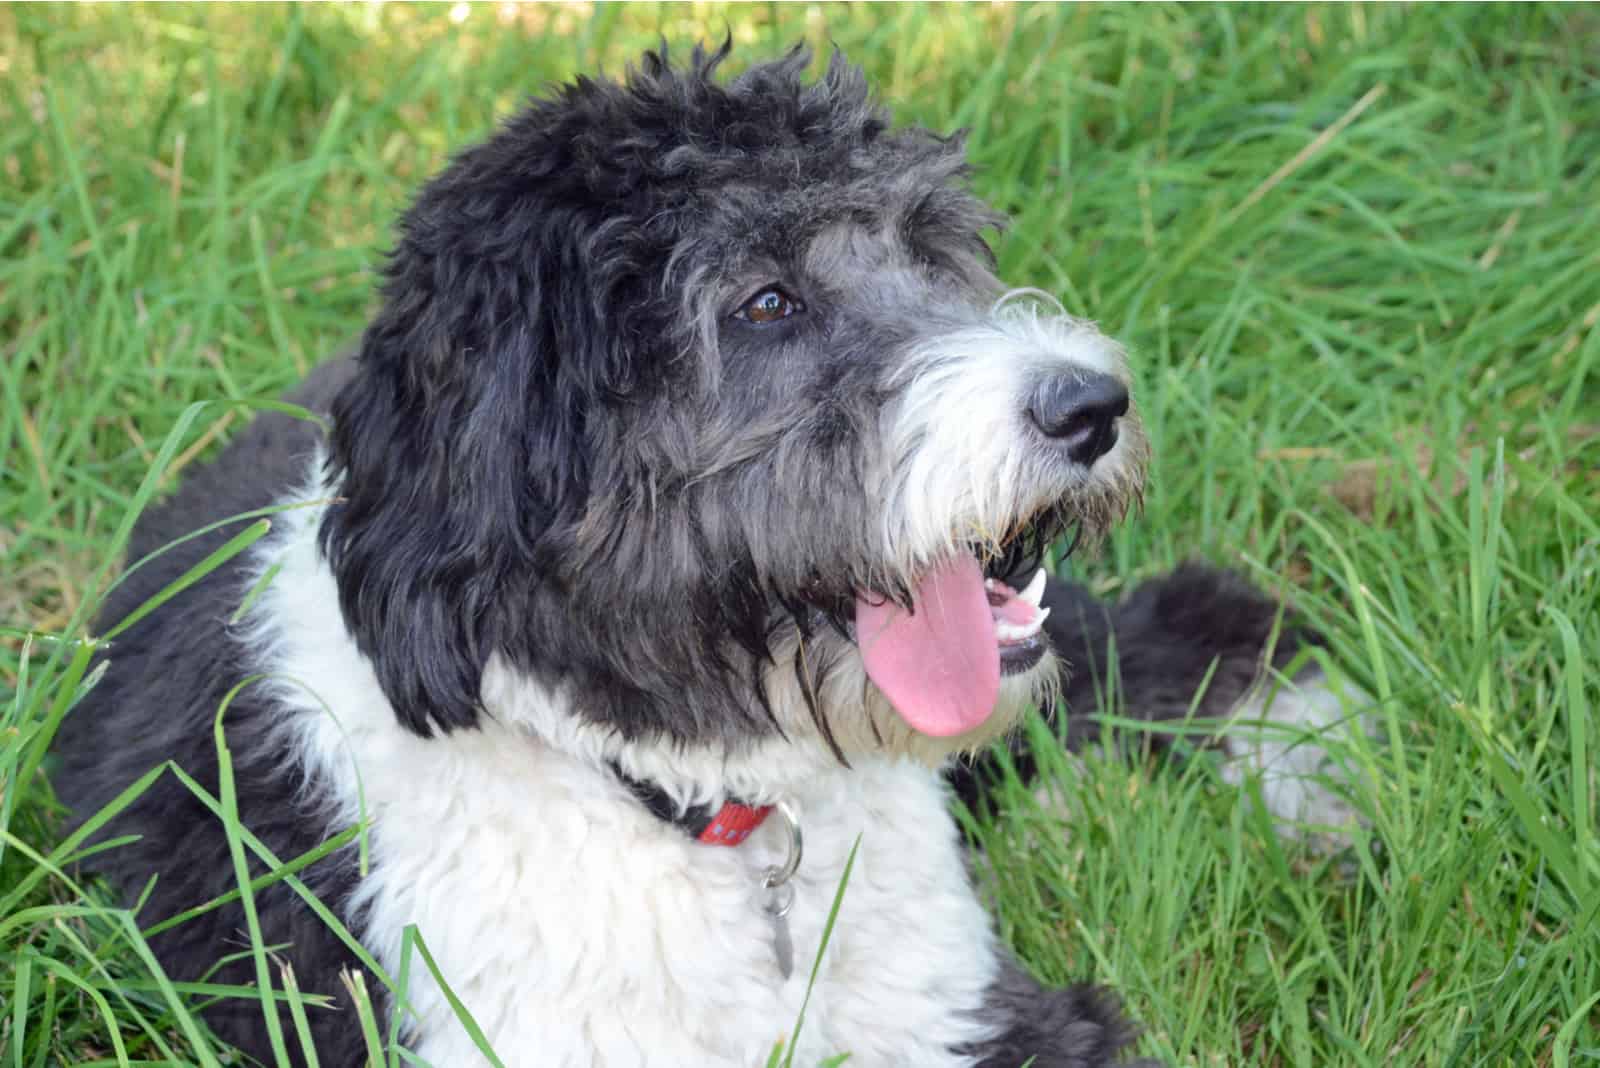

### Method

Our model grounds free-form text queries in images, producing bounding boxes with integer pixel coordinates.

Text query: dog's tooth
[984,577,996,591]
[1020,568,1047,607]
[1036,606,1050,625]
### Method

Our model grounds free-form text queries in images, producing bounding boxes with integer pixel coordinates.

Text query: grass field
[3,3,1598,1065]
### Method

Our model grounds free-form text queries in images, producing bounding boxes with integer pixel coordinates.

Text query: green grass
[3,3,1597,1064]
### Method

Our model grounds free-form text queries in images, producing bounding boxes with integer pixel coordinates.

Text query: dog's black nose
[1027,372,1129,465]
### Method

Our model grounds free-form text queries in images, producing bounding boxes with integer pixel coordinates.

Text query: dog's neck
[479,653,858,812]
[608,759,774,846]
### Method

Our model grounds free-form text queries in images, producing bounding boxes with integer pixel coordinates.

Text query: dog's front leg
[956,952,1164,1068]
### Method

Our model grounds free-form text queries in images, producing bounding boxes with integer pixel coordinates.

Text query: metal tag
[763,877,795,979]
[758,800,803,980]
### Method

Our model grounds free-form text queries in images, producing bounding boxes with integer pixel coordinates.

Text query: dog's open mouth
[853,549,1053,740]
[986,568,1051,673]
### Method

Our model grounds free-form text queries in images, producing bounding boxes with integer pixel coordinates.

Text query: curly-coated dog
[57,46,1363,1066]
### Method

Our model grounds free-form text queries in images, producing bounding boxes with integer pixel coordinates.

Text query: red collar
[609,762,772,846]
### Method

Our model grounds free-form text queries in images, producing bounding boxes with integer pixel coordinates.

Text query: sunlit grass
[3,3,1597,1064]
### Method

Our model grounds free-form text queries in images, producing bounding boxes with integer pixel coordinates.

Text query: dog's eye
[734,287,803,324]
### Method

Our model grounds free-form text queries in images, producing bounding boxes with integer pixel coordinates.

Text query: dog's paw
[1217,668,1373,848]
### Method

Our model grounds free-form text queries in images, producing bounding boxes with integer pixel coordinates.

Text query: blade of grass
[780,834,862,1068]
[281,962,323,1068]
[404,925,505,1066]
[213,674,292,1064]
[99,517,271,641]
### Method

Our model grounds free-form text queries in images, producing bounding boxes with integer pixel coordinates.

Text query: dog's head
[321,44,1146,764]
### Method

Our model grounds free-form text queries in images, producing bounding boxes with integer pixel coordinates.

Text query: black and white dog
[58,47,1362,1067]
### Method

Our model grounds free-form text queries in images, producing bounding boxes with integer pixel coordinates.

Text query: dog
[57,46,1363,1066]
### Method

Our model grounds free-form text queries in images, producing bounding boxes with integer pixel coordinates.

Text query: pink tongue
[853,556,1001,737]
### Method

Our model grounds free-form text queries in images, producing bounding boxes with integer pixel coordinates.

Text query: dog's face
[321,46,1146,763]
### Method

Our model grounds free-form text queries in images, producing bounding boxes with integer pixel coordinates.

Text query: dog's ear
[318,160,609,736]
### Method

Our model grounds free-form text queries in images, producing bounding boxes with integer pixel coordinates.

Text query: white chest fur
[250,501,1002,1067]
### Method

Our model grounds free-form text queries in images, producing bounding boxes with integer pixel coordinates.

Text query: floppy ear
[318,168,602,736]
